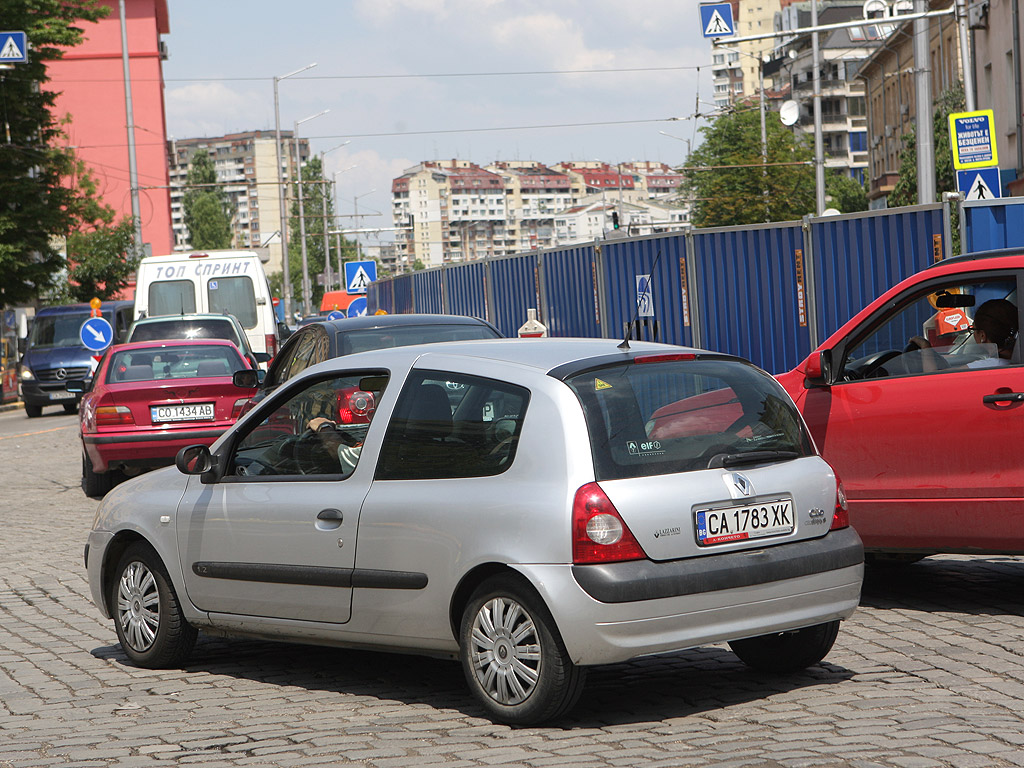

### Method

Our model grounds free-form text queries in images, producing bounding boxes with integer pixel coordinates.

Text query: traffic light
[611,211,620,229]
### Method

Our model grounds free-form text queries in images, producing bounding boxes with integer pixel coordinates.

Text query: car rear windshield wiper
[707,450,799,469]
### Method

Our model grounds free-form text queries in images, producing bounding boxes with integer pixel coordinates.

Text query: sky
[161,0,716,245]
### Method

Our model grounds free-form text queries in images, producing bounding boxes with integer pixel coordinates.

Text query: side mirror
[175,444,219,483]
[233,369,260,388]
[804,349,834,387]
[253,351,272,364]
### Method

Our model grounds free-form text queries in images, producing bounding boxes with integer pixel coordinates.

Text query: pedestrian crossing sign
[956,168,1002,201]
[344,260,377,295]
[700,3,735,38]
[0,32,28,63]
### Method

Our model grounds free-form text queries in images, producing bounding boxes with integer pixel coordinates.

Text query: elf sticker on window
[627,440,665,457]
[595,378,613,391]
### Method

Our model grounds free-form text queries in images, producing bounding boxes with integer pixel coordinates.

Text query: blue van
[20,301,134,418]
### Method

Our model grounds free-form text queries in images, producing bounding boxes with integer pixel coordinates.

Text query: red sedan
[75,339,256,498]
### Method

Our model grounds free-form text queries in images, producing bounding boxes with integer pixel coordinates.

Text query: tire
[63,401,79,414]
[459,575,586,725]
[25,403,42,418]
[728,620,840,673]
[110,542,197,668]
[864,552,927,567]
[82,450,113,499]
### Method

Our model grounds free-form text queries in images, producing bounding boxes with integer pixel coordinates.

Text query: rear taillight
[231,398,250,421]
[831,477,850,530]
[95,405,134,426]
[264,334,278,358]
[336,388,374,424]
[572,482,647,564]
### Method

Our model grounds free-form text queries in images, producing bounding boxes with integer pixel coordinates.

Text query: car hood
[23,346,95,371]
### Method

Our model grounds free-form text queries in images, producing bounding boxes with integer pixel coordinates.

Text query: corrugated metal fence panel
[541,245,602,338]
[600,233,693,346]
[810,204,943,344]
[410,269,445,314]
[446,262,489,320]
[392,274,415,315]
[490,254,540,337]
[691,223,810,373]
[962,199,1024,252]
[367,281,384,314]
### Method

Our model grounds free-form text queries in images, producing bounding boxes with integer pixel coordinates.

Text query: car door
[796,270,1024,552]
[176,369,389,623]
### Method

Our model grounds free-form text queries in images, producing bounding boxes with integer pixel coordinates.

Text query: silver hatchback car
[85,338,863,725]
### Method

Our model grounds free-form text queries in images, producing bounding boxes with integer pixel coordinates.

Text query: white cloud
[165,83,255,138]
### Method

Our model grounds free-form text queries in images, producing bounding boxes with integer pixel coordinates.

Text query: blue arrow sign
[327,310,346,321]
[347,297,368,317]
[957,168,1002,200]
[344,260,377,295]
[80,317,113,352]
[700,3,735,38]
[0,32,28,63]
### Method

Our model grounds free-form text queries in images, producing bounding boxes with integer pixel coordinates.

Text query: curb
[1,400,25,414]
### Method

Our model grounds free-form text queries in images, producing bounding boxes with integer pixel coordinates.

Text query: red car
[74,339,256,498]
[776,250,1024,561]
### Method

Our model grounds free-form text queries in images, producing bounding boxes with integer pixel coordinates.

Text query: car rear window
[149,281,197,316]
[130,319,241,347]
[336,323,499,355]
[107,344,245,383]
[564,357,814,481]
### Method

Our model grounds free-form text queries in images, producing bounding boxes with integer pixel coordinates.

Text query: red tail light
[95,405,134,426]
[336,387,374,425]
[572,482,647,564]
[231,398,250,421]
[264,334,278,358]
[831,477,850,530]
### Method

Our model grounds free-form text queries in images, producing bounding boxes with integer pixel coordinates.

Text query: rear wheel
[110,542,197,668]
[728,620,840,673]
[25,403,42,418]
[82,450,113,499]
[459,575,586,725]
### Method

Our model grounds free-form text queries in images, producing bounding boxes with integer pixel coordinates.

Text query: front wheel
[110,542,197,668]
[459,575,586,725]
[728,620,840,673]
[25,403,42,418]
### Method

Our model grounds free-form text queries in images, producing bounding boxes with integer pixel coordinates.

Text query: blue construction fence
[369,201,971,374]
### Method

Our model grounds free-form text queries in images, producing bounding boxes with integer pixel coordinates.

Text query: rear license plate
[695,498,794,546]
[49,390,76,400]
[151,403,215,423]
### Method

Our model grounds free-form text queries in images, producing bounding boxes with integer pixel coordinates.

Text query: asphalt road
[2,405,1024,767]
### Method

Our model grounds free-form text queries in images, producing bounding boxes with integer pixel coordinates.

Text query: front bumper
[20,380,82,407]
[86,530,116,618]
[515,527,864,666]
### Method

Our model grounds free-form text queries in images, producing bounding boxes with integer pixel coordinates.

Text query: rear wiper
[707,450,799,469]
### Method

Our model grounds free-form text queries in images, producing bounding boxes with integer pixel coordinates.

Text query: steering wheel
[234,456,279,476]
[852,349,902,379]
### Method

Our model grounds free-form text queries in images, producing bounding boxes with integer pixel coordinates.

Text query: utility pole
[118,0,144,256]
[914,0,936,203]
[811,0,826,216]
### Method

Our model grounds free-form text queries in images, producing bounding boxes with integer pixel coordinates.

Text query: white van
[134,250,280,359]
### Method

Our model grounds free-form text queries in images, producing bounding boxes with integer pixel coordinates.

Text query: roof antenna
[618,248,663,350]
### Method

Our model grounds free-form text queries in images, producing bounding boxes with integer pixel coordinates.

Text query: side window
[149,281,196,316]
[842,277,1019,381]
[230,372,387,479]
[376,370,530,480]
[277,330,318,385]
[208,276,257,328]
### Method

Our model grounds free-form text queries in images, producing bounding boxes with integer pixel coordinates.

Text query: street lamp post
[273,62,316,322]
[294,109,329,317]
[332,164,357,289]
[319,142,350,292]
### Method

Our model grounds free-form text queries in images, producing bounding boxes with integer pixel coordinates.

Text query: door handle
[982,392,1024,404]
[317,508,344,522]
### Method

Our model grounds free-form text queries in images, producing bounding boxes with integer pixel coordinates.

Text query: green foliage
[182,150,233,249]
[888,85,965,207]
[0,1,111,307]
[825,170,868,213]
[684,104,816,226]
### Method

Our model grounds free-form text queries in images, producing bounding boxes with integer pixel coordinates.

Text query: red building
[47,0,173,258]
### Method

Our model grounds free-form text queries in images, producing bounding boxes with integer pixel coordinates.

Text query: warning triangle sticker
[0,38,24,60]
[594,378,613,391]
[704,9,732,36]
[348,266,372,292]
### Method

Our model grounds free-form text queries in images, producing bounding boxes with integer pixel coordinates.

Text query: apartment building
[168,130,308,276]
[392,159,686,269]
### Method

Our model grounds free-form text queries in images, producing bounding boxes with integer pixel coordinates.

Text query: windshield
[565,357,814,481]
[27,312,93,350]
[336,323,499,355]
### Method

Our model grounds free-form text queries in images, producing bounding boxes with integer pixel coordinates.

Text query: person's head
[972,299,1018,358]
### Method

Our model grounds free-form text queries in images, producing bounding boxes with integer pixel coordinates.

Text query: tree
[887,85,965,207]
[684,104,816,227]
[825,170,868,214]
[182,150,233,249]
[0,0,110,307]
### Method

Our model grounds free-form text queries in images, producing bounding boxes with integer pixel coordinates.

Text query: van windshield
[27,312,92,350]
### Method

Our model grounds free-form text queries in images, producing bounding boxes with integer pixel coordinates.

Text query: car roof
[305,337,721,378]
[37,300,133,315]
[925,247,1024,270]
[108,338,243,354]
[134,313,242,325]
[316,313,496,333]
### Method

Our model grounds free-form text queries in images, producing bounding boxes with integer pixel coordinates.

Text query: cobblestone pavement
[2,413,1024,768]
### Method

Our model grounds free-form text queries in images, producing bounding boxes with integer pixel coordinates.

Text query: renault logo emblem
[727,472,754,498]
[55,368,67,380]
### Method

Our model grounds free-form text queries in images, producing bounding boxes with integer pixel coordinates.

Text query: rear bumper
[83,428,227,472]
[515,528,864,666]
